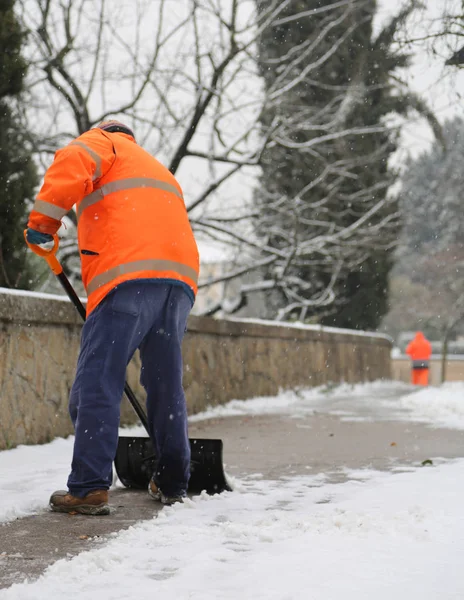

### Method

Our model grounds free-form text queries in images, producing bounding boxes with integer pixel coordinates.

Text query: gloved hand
[26,228,54,245]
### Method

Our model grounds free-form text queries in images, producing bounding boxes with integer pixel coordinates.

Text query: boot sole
[148,487,161,502]
[148,486,183,505]
[50,503,110,516]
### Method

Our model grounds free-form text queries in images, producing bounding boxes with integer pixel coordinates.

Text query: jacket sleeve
[27,131,115,235]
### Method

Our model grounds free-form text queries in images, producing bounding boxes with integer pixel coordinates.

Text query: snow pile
[189,380,464,431]
[2,460,464,599]
[188,387,307,420]
[397,382,464,429]
[0,438,74,523]
[188,380,408,421]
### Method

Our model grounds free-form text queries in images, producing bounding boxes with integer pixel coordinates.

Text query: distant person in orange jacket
[25,120,199,515]
[405,332,432,386]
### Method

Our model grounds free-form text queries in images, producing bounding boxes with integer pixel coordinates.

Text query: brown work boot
[49,489,110,515]
[148,479,184,506]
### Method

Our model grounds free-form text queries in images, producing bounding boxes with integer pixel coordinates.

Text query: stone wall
[392,356,464,385]
[0,289,392,450]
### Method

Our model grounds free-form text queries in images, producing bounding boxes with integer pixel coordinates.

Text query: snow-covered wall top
[0,287,392,343]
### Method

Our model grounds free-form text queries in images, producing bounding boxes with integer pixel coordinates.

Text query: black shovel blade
[115,436,232,495]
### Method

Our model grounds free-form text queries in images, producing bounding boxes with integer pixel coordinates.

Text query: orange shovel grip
[24,230,63,275]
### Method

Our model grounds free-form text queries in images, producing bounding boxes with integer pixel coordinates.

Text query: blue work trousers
[67,281,192,498]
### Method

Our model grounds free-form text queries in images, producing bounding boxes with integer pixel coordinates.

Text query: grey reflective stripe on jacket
[412,360,429,370]
[31,199,68,221]
[69,140,103,181]
[32,141,103,220]
[77,177,184,221]
[86,259,198,295]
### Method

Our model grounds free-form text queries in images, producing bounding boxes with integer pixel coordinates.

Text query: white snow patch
[396,382,464,429]
[187,381,464,432]
[2,382,464,597]
[0,286,86,304]
[2,460,464,599]
[226,316,393,341]
[0,438,74,523]
[188,380,412,422]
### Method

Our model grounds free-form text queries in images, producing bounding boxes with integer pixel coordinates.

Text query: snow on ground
[2,459,464,599]
[189,380,464,431]
[2,381,464,598]
[187,379,412,421]
[2,381,464,526]
[0,438,74,523]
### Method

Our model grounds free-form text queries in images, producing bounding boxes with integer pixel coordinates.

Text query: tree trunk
[441,330,450,384]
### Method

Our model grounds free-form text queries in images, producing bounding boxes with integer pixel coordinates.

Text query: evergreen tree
[0,0,38,288]
[381,116,464,343]
[394,115,464,292]
[254,0,419,329]
[399,117,464,258]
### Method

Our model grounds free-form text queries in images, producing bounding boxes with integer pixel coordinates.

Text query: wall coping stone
[0,287,392,346]
[0,287,82,326]
[188,316,392,346]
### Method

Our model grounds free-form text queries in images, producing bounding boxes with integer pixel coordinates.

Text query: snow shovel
[26,233,231,495]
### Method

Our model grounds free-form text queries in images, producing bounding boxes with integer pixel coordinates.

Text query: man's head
[96,120,135,139]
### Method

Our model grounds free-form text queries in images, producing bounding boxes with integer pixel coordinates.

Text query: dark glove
[26,228,54,245]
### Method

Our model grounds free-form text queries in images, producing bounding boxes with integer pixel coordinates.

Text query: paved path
[196,411,464,480]
[2,392,464,589]
[0,488,163,589]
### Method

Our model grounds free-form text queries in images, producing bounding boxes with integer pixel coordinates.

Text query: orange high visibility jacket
[405,332,432,367]
[28,128,199,315]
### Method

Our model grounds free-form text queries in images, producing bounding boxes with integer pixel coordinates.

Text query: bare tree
[392,0,464,64]
[418,247,464,382]
[16,0,430,317]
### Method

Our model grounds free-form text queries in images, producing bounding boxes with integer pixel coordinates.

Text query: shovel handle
[24,229,151,433]
[24,231,62,275]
